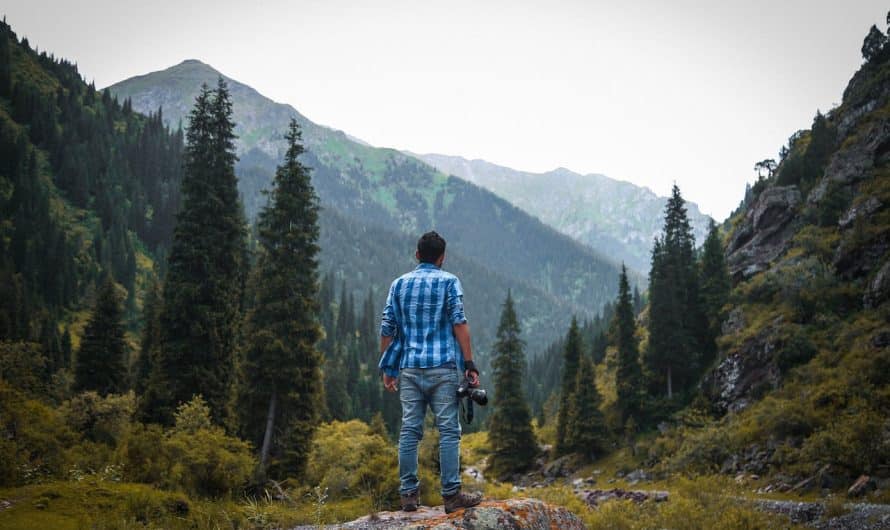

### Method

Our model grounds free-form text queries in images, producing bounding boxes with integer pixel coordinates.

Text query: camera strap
[460,396,474,424]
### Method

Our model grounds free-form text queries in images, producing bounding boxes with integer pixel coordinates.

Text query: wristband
[464,360,478,375]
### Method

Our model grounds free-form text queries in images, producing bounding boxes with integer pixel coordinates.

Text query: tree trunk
[666,365,673,399]
[260,391,278,472]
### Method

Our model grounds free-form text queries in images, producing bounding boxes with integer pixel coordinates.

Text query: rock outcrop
[726,186,802,280]
[315,499,585,530]
[703,316,785,414]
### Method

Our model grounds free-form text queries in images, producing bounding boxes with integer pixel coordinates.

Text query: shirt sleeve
[378,340,401,377]
[378,280,401,377]
[380,279,399,337]
[446,277,468,325]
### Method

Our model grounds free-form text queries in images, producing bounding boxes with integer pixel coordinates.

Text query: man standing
[379,231,483,513]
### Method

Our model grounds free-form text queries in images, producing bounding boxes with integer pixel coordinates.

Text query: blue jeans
[398,366,461,497]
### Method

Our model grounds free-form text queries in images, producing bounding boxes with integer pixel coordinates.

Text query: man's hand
[383,374,398,392]
[464,359,480,388]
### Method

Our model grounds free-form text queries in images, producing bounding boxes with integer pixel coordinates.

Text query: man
[379,231,484,513]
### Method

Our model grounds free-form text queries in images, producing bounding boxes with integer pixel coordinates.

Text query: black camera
[457,378,487,424]
[456,382,488,406]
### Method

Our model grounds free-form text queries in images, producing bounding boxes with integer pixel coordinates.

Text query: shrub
[304,420,398,508]
[0,380,76,485]
[115,423,171,485]
[163,397,255,497]
[61,391,136,445]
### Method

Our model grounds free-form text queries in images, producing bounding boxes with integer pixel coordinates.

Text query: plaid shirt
[378,262,468,377]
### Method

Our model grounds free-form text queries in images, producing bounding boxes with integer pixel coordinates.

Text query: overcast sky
[4,0,888,219]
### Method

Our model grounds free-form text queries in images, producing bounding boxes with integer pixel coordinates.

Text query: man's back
[379,262,466,374]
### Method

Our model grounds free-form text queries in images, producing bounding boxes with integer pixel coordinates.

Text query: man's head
[416,231,446,266]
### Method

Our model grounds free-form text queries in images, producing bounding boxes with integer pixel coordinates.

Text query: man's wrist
[464,359,478,374]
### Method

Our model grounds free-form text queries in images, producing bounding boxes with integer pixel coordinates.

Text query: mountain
[108,60,633,353]
[415,154,713,273]
[0,20,183,357]
[644,35,890,484]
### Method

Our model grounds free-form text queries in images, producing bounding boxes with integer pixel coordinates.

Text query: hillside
[416,153,713,273]
[636,33,890,490]
[108,60,633,352]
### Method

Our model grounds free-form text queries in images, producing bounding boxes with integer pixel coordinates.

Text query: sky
[4,0,888,220]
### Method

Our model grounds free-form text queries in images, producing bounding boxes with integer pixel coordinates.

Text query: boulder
[847,475,876,497]
[726,186,801,281]
[328,499,586,530]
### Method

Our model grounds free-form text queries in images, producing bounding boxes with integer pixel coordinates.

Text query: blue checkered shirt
[378,262,468,377]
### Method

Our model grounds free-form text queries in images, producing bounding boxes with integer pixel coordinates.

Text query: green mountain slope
[108,60,634,352]
[0,20,183,355]
[416,154,713,273]
[643,35,890,486]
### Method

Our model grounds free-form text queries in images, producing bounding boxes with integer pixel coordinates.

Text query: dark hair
[417,231,446,263]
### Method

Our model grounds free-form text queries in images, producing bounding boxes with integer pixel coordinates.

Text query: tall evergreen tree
[564,355,608,460]
[74,276,127,395]
[644,185,704,401]
[488,292,537,478]
[611,264,643,424]
[135,277,161,394]
[145,80,248,425]
[699,220,730,366]
[238,119,323,479]
[555,317,582,455]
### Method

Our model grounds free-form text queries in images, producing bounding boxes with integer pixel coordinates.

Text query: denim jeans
[398,366,461,497]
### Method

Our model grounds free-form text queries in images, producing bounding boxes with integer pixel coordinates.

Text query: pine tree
[135,277,161,394]
[74,276,128,395]
[644,185,705,401]
[488,292,537,478]
[555,317,582,455]
[611,264,642,424]
[238,119,323,479]
[699,220,730,366]
[145,80,248,425]
[564,355,608,460]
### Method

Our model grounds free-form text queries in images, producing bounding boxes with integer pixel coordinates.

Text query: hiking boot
[400,489,419,512]
[443,490,483,513]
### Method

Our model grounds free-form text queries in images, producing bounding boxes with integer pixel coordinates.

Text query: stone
[864,261,890,309]
[847,475,875,497]
[873,330,890,349]
[625,469,652,482]
[541,454,580,479]
[576,488,669,507]
[839,197,882,230]
[703,316,784,414]
[726,185,802,281]
[464,467,485,484]
[328,499,586,530]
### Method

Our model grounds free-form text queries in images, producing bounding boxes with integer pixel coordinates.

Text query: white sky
[4,0,888,219]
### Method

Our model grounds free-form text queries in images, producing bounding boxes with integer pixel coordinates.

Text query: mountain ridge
[108,59,633,355]
[415,152,713,272]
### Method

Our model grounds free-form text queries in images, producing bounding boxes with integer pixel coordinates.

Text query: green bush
[800,403,888,475]
[0,380,76,486]
[163,396,255,497]
[116,423,171,485]
[304,420,398,508]
[60,391,135,445]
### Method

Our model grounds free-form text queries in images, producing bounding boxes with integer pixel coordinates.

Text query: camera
[456,381,488,406]
[457,377,487,424]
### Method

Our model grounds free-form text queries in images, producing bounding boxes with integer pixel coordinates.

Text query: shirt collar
[416,262,440,270]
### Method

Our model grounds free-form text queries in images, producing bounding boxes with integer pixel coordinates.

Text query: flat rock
[312,498,585,530]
